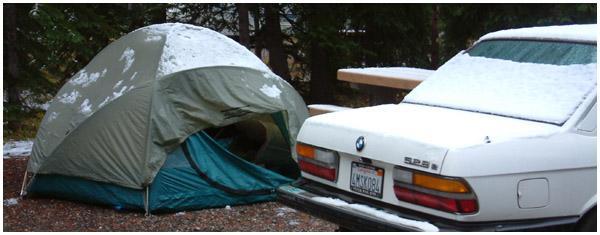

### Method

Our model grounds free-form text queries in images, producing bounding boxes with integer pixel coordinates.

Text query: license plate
[350,162,384,198]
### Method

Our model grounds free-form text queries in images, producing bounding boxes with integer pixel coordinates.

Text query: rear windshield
[468,40,596,65]
[403,40,597,125]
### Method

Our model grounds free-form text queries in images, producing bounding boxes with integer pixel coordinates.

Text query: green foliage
[4,3,165,140]
[440,4,597,61]
[3,3,597,139]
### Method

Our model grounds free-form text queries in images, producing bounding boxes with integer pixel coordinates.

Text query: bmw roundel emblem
[355,136,365,151]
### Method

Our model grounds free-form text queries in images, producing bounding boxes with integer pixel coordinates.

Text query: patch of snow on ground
[288,220,300,226]
[339,67,434,81]
[260,84,281,98]
[276,207,296,217]
[4,198,19,207]
[57,90,80,104]
[151,23,271,77]
[101,68,107,77]
[404,54,596,125]
[119,47,135,73]
[225,205,231,210]
[175,212,186,216]
[79,99,92,115]
[311,197,439,232]
[3,141,33,158]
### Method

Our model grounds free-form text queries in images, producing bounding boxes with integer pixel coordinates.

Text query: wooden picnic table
[307,67,435,116]
[338,67,434,105]
[337,67,433,90]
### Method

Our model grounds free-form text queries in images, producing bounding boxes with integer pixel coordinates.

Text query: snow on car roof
[478,24,597,43]
[403,54,597,125]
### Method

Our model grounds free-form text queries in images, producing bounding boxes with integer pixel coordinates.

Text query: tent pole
[144,186,150,216]
[19,170,28,197]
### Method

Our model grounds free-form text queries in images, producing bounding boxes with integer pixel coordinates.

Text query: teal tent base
[28,174,145,211]
[28,131,293,213]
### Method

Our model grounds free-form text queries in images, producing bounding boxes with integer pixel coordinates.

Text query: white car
[278,24,597,232]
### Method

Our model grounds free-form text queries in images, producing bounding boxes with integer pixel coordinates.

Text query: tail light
[393,167,478,214]
[296,143,339,182]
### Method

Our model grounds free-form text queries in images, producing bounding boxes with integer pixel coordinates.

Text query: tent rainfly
[23,23,309,213]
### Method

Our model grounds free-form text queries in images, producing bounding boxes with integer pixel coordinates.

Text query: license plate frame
[349,161,385,198]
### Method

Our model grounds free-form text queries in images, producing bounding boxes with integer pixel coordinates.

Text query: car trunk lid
[296,103,560,174]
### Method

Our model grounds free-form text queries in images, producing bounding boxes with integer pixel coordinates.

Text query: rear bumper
[277,178,579,232]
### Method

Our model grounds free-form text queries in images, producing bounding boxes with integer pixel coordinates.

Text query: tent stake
[19,170,28,197]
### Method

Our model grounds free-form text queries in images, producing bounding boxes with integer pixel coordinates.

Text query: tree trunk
[128,3,145,31]
[237,3,250,48]
[149,4,167,24]
[430,4,440,69]
[308,40,334,104]
[252,4,263,59]
[4,4,21,107]
[263,4,290,81]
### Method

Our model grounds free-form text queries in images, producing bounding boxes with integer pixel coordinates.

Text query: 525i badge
[404,157,438,170]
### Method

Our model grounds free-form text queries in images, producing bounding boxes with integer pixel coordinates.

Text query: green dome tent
[24,23,308,213]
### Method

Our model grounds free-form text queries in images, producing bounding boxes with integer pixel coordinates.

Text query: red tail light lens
[296,143,339,182]
[394,185,478,214]
[393,166,478,214]
[298,159,337,181]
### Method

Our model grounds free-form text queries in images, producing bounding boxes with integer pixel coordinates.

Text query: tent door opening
[204,111,300,179]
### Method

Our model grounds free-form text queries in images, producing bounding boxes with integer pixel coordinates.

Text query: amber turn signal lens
[296,143,315,159]
[413,173,470,193]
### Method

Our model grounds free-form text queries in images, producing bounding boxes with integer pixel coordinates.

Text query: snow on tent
[23,23,309,213]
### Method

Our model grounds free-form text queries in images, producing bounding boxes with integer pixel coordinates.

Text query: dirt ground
[3,158,337,232]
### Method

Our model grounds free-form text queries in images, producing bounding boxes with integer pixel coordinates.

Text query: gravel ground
[3,157,338,232]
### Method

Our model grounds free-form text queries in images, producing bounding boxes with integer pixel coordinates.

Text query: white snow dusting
[311,197,439,232]
[57,90,80,104]
[288,220,300,226]
[79,98,92,115]
[3,198,19,207]
[98,97,111,108]
[308,103,560,149]
[119,47,135,73]
[113,80,123,89]
[308,104,352,113]
[145,35,163,42]
[260,84,282,98]
[276,207,296,217]
[130,72,138,80]
[3,140,33,158]
[113,86,128,99]
[47,111,59,122]
[148,23,271,77]
[404,54,596,125]
[69,70,103,87]
[478,24,596,43]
